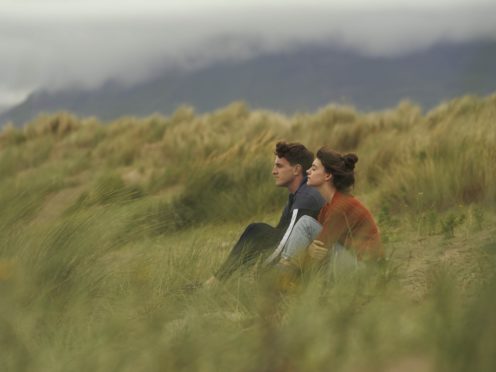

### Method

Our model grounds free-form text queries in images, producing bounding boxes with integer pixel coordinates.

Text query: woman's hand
[308,240,329,261]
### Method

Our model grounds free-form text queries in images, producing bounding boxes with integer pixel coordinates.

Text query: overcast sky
[1,0,495,110]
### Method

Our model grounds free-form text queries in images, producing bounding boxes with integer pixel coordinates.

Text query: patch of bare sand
[391,227,496,302]
[30,185,85,225]
[384,356,433,372]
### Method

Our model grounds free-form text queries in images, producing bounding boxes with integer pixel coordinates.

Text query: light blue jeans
[281,215,322,260]
[280,215,362,280]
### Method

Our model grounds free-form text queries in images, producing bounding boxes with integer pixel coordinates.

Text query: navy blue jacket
[276,177,325,230]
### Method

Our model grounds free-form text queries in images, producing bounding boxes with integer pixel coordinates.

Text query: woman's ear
[325,172,332,182]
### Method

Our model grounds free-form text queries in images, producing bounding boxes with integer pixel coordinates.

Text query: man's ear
[293,164,303,176]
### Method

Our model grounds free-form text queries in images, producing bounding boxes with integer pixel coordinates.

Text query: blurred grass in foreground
[1,95,495,371]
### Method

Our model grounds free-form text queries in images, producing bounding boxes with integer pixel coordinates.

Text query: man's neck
[287,176,304,194]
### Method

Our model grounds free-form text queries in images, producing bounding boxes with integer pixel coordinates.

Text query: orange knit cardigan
[315,191,383,260]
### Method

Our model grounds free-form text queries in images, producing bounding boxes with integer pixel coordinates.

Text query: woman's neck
[318,183,336,203]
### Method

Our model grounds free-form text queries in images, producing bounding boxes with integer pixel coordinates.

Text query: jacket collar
[291,176,308,196]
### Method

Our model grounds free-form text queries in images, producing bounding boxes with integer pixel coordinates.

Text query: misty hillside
[2,39,496,127]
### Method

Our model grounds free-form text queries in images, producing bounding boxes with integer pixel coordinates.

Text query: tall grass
[1,94,495,371]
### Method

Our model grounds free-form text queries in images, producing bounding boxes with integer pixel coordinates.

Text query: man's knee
[243,222,264,234]
[234,223,276,253]
[241,222,277,239]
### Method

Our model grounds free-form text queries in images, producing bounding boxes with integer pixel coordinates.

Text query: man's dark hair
[275,141,314,172]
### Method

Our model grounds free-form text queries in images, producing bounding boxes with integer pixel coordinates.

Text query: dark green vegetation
[1,95,495,371]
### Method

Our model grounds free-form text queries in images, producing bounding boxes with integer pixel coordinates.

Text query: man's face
[272,156,299,187]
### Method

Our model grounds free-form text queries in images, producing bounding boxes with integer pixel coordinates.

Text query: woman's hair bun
[342,153,358,170]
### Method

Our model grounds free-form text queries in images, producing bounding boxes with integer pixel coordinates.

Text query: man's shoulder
[293,183,325,209]
[296,182,322,197]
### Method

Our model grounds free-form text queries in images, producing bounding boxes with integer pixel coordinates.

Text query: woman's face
[307,158,331,187]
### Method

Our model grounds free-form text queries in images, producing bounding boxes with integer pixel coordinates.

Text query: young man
[204,141,325,286]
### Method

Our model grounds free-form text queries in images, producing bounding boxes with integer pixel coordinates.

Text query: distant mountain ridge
[2,39,496,127]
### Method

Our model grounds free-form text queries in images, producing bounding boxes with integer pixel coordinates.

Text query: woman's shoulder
[333,191,357,207]
[334,191,373,215]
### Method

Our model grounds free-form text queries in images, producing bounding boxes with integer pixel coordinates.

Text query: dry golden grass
[0,94,495,371]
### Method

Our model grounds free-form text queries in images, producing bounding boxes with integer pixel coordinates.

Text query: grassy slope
[1,96,495,371]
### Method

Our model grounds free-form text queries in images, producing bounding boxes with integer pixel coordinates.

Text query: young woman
[276,147,383,280]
